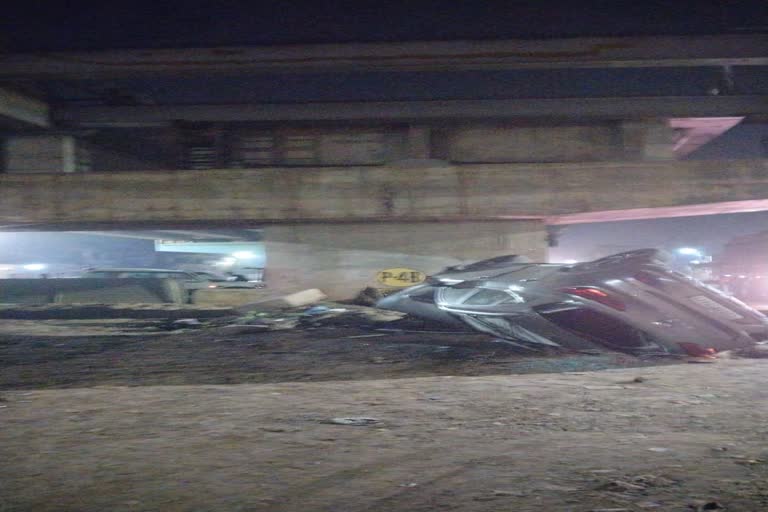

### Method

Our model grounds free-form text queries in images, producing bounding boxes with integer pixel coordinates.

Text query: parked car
[377,249,768,355]
[82,268,214,291]
[190,271,263,288]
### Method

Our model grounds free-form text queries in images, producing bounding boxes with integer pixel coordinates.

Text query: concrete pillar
[621,120,677,161]
[262,220,547,299]
[2,135,82,173]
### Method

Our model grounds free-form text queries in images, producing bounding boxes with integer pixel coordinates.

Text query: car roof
[85,268,193,273]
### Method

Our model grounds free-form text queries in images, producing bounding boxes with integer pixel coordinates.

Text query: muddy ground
[2,320,767,511]
[0,319,666,389]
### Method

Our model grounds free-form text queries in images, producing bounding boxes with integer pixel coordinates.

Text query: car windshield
[85,270,201,280]
[449,255,528,273]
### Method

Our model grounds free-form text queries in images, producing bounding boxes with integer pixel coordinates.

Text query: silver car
[82,268,214,291]
[377,249,768,355]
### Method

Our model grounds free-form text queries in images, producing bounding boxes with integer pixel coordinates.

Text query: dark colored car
[377,249,768,355]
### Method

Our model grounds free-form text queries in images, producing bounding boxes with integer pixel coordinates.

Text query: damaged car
[377,249,768,355]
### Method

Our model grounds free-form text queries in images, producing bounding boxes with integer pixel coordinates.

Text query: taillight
[678,342,717,357]
[561,287,626,311]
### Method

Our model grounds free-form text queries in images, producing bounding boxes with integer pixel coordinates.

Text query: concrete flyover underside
[5,160,768,298]
[2,159,768,227]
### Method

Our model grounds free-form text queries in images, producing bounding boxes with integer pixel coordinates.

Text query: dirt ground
[0,319,664,389]
[3,322,768,511]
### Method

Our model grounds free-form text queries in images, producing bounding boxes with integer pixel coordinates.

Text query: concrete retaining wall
[0,278,186,305]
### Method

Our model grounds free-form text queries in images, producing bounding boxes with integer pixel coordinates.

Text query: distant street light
[676,247,702,257]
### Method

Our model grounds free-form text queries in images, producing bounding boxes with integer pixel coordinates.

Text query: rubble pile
[227,302,409,332]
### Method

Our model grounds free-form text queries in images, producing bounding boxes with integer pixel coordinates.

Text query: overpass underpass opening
[0,229,265,281]
[0,219,551,302]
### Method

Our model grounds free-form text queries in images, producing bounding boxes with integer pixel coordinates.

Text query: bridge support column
[621,120,678,161]
[262,220,547,299]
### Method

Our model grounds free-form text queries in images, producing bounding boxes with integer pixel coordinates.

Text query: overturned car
[377,249,768,355]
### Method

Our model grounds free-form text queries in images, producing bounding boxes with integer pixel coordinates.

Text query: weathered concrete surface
[263,221,546,298]
[2,160,768,226]
[446,125,622,162]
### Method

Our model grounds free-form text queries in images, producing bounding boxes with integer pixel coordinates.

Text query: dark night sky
[2,1,767,51]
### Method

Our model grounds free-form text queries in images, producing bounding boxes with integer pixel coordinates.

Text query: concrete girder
[2,160,768,228]
[1,35,767,78]
[54,96,768,126]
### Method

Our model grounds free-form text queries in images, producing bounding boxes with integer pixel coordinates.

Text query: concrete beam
[54,96,768,126]
[0,87,50,127]
[2,160,768,228]
[548,199,768,225]
[2,35,767,78]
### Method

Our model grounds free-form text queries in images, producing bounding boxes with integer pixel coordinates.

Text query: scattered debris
[352,287,384,307]
[221,324,272,334]
[633,376,646,383]
[169,318,203,329]
[630,474,676,487]
[369,356,395,364]
[303,305,333,316]
[597,480,647,493]
[688,500,726,511]
[299,304,405,329]
[227,312,300,331]
[327,417,380,426]
[537,483,579,492]
[238,289,328,311]
[732,458,763,465]
[636,501,663,509]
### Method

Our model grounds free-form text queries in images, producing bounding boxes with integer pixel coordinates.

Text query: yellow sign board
[376,268,427,287]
